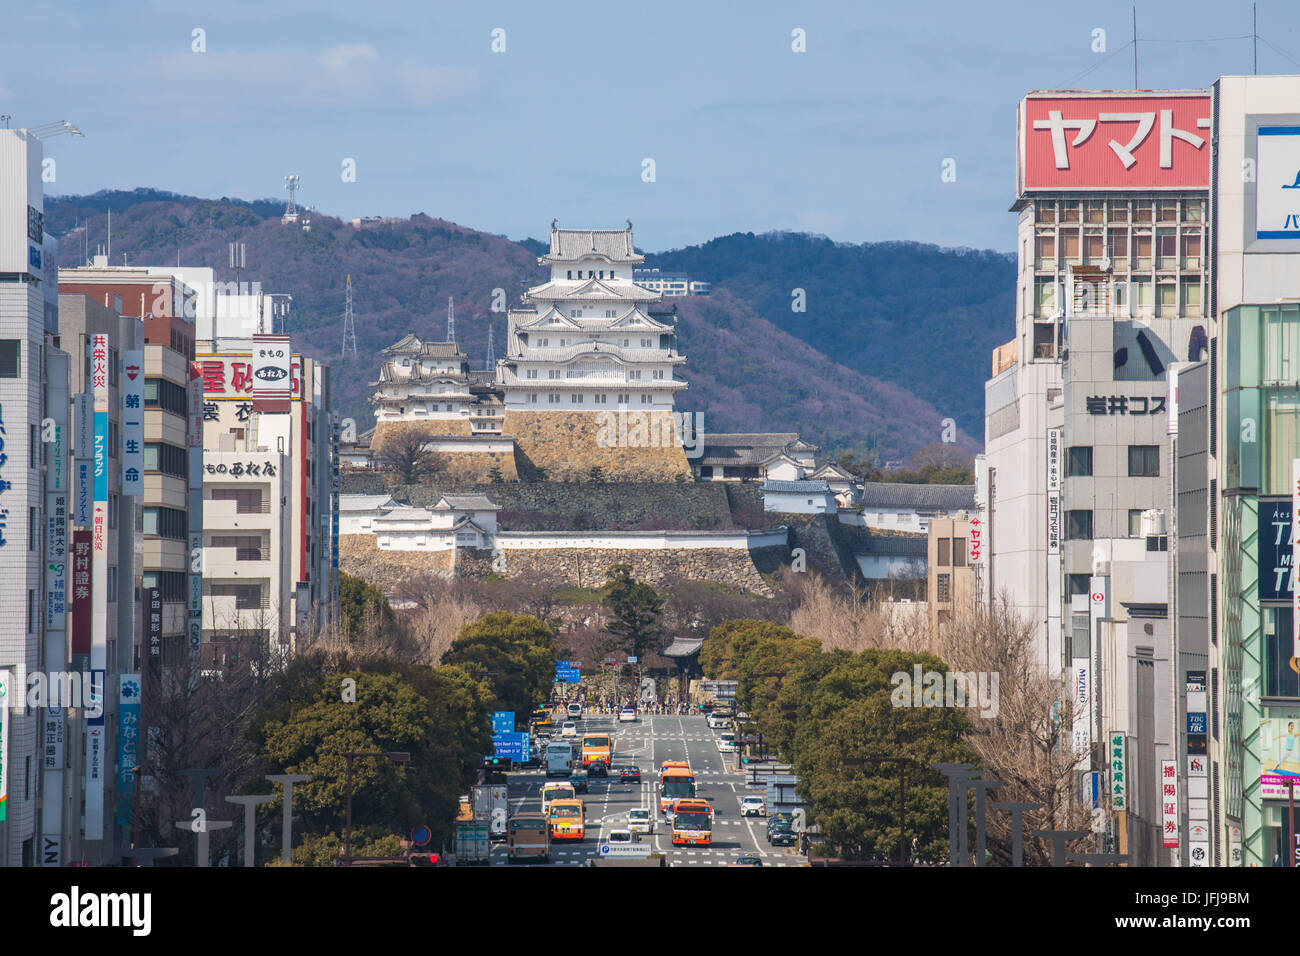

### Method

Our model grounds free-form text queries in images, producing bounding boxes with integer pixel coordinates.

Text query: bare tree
[374,427,446,484]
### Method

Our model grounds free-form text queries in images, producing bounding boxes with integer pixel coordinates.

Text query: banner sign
[116,674,141,827]
[121,349,144,495]
[85,669,106,838]
[1256,127,1300,240]
[91,334,109,672]
[252,334,292,413]
[196,352,304,401]
[148,588,162,658]
[46,494,67,629]
[0,670,9,821]
[70,529,92,656]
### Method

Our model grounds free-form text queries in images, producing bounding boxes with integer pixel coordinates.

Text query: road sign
[555,661,582,682]
[491,711,514,735]
[598,841,652,858]
[411,825,431,847]
[627,656,638,664]
[491,732,529,761]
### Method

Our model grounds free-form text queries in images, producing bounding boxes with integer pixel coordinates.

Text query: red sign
[71,529,92,655]
[1020,93,1211,192]
[968,517,982,564]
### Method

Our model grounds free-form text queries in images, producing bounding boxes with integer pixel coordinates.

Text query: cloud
[319,43,378,72]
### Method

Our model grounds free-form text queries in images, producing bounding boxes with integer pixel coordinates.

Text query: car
[732,853,763,867]
[740,796,767,817]
[568,769,590,793]
[560,721,578,737]
[716,732,737,753]
[567,702,583,719]
[617,765,642,783]
[765,813,794,837]
[627,808,654,834]
[587,760,609,778]
[605,828,633,844]
[768,825,797,848]
[617,707,637,723]
[707,714,731,729]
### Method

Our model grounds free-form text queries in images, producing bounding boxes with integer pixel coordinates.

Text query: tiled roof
[698,433,814,467]
[541,225,644,264]
[435,494,500,512]
[527,278,658,302]
[856,536,928,557]
[761,479,834,494]
[858,482,976,511]
[339,494,397,512]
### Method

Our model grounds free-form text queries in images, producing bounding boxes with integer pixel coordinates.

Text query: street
[492,714,804,867]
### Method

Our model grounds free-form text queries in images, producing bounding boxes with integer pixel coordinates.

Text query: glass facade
[1223,305,1300,494]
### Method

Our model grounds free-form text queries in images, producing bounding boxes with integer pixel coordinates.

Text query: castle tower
[499,221,691,480]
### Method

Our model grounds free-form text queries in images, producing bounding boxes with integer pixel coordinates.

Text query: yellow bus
[580,733,612,769]
[548,799,586,841]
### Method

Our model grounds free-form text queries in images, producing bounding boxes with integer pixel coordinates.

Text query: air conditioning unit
[1140,509,1166,538]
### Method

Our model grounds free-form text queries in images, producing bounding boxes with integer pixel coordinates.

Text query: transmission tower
[341,275,357,358]
[485,321,495,370]
[282,175,300,223]
[446,295,456,343]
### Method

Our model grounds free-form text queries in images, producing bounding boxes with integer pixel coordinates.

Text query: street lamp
[343,751,411,866]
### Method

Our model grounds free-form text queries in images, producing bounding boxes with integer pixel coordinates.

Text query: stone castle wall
[372,418,473,450]
[504,409,692,482]
[339,535,453,595]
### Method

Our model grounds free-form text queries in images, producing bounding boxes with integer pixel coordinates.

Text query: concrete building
[1198,74,1300,867]
[927,517,976,635]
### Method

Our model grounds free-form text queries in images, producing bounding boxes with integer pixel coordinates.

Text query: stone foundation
[373,418,473,450]
[471,547,771,594]
[440,451,518,482]
[339,535,453,594]
[504,410,692,482]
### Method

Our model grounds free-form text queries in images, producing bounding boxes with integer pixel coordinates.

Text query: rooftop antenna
[282,175,300,224]
[447,295,456,343]
[1253,3,1258,74]
[341,275,357,358]
[485,320,495,370]
[107,209,111,263]
[229,241,245,289]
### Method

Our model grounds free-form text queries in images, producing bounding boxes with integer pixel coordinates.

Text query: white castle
[498,221,687,412]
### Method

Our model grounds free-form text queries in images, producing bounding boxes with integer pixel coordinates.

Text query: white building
[760,479,838,514]
[370,335,503,435]
[500,223,687,413]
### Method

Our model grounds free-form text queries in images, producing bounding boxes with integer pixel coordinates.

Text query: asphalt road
[490,714,804,867]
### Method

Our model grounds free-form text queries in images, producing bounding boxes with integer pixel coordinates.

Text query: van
[567,702,583,719]
[545,741,575,778]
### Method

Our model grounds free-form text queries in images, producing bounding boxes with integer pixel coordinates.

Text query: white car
[717,732,737,753]
[707,714,731,729]
[741,796,767,817]
[628,807,654,834]
[617,707,637,723]
[560,721,578,737]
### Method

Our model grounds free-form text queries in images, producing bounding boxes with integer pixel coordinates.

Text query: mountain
[646,232,1015,440]
[45,191,991,461]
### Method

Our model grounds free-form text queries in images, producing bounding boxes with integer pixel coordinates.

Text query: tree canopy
[339,571,397,640]
[601,564,665,662]
[442,611,556,717]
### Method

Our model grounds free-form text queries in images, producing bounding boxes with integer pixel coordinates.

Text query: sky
[4,0,1300,254]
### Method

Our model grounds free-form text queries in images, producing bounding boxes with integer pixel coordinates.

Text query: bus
[547,799,585,841]
[580,733,612,770]
[544,741,575,778]
[659,767,696,816]
[671,800,714,846]
[658,760,690,776]
[540,781,575,815]
[507,812,550,864]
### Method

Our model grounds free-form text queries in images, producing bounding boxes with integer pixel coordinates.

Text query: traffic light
[409,853,439,867]
[480,755,510,770]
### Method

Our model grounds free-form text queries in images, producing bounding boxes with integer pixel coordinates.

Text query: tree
[602,565,664,662]
[339,572,397,640]
[780,648,979,862]
[374,426,445,484]
[442,612,556,717]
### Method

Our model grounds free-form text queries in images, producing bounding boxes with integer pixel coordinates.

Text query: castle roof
[857,482,976,511]
[540,223,644,265]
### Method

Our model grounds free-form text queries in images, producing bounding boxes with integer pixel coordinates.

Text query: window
[27,589,34,634]
[1060,229,1080,261]
[936,573,951,602]
[1128,509,1144,537]
[1128,445,1160,477]
[617,393,629,404]
[109,422,119,458]
[627,370,642,380]
[640,338,652,348]
[640,394,651,404]
[142,570,186,602]
[1067,573,1091,597]
[1066,510,1093,540]
[528,393,538,403]
[594,393,607,404]
[30,424,38,468]
[548,370,560,379]
[109,349,119,387]
[211,487,264,513]
[210,534,265,560]
[144,442,186,478]
[548,393,560,403]
[937,538,950,565]
[206,582,264,609]
[0,339,20,377]
[652,370,665,379]
[1035,201,1057,223]
[1107,229,1129,261]
[525,369,538,379]
[1035,233,1054,263]
[570,393,583,404]
[952,538,966,567]
[108,494,117,530]
[566,271,572,279]
[29,506,37,551]
[1067,446,1093,477]
[143,506,187,539]
[1084,233,1104,262]
[144,377,187,416]
[1181,231,1202,266]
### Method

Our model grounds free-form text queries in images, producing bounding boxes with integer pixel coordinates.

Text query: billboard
[1256,127,1300,240]
[1160,759,1179,849]
[1020,92,1211,193]
[195,352,305,401]
[70,529,92,656]
[1260,712,1300,799]
[252,334,292,413]
[91,333,108,672]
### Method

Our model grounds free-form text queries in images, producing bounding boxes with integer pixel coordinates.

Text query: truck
[454,821,491,865]
[472,784,509,841]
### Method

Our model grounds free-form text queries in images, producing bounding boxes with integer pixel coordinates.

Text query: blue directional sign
[492,732,529,761]
[555,660,582,683]
[491,711,515,735]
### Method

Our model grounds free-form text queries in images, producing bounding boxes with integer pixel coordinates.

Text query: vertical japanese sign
[43,349,69,866]
[252,333,292,413]
[148,587,162,659]
[1160,759,1179,849]
[116,674,141,827]
[120,349,144,496]
[84,669,105,838]
[1109,732,1126,811]
[968,516,982,564]
[187,363,204,677]
[0,669,9,821]
[1047,428,1061,556]
[74,392,92,525]
[91,333,108,672]
[70,530,91,656]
